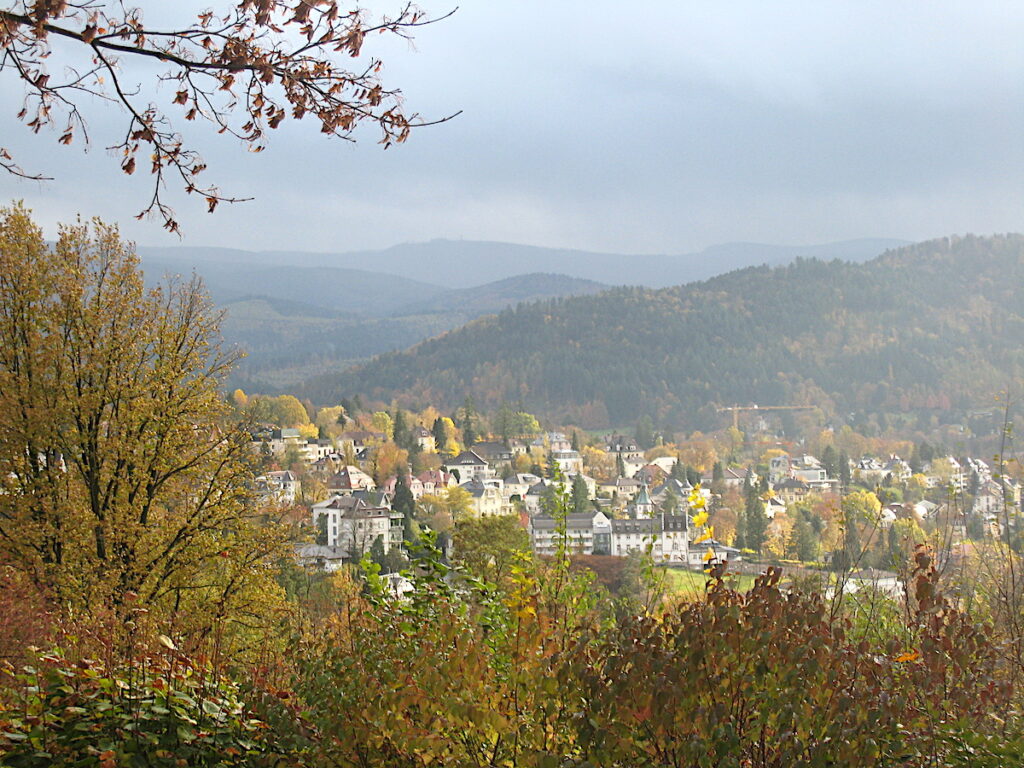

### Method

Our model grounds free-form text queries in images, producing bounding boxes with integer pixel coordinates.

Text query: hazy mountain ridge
[309,234,1024,430]
[393,273,608,316]
[137,237,906,289]
[136,236,906,389]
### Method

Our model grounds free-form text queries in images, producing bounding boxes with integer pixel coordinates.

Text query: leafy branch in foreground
[0,1,458,232]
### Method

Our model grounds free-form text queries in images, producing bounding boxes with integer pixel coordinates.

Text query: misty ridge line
[135,236,909,292]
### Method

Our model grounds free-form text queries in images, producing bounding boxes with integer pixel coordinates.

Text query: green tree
[570,474,590,515]
[452,516,530,584]
[744,486,768,555]
[635,415,655,450]
[838,450,851,487]
[493,402,515,443]
[432,417,448,451]
[821,444,839,479]
[393,472,416,543]
[790,512,819,562]
[460,398,478,446]
[393,409,413,452]
[371,411,394,440]
[513,411,541,436]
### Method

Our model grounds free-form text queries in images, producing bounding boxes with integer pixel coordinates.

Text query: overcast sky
[1,0,1022,255]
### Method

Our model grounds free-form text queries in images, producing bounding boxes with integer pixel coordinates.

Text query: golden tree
[0,203,288,647]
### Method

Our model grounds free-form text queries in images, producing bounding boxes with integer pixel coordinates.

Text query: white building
[255,470,300,506]
[609,514,689,563]
[444,450,492,483]
[311,494,401,557]
[461,478,512,517]
[529,511,612,556]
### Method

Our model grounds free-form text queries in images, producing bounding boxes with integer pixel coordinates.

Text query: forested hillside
[311,235,1024,430]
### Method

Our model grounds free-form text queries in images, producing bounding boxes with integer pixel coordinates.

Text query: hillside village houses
[254,470,300,506]
[248,416,1015,569]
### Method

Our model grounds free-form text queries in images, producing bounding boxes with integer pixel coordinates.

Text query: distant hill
[309,235,1024,431]
[200,274,610,388]
[394,273,607,317]
[140,257,445,317]
[137,237,906,289]
[137,237,907,389]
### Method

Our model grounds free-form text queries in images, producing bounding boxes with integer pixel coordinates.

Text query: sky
[1,0,1023,255]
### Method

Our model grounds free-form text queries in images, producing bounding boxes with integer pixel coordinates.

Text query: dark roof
[461,478,490,497]
[320,496,389,517]
[472,440,512,455]
[611,518,658,534]
[662,514,688,532]
[447,450,488,466]
[531,512,605,531]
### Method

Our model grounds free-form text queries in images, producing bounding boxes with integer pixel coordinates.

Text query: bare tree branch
[0,2,459,233]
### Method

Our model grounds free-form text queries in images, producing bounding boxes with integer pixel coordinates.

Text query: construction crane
[717,404,816,431]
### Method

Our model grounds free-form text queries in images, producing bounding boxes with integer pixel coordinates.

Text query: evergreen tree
[635,415,655,450]
[832,515,862,573]
[670,460,687,482]
[735,504,748,550]
[712,461,724,482]
[917,440,935,465]
[393,409,411,452]
[494,402,515,444]
[545,453,558,480]
[571,430,581,452]
[791,512,818,562]
[461,397,478,446]
[570,474,590,515]
[821,444,839,480]
[886,524,903,571]
[745,489,768,556]
[838,450,851,487]
[393,472,416,543]
[432,417,447,451]
[616,453,627,478]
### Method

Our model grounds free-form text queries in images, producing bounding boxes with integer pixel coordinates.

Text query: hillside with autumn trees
[3,205,1024,767]
[307,235,1024,430]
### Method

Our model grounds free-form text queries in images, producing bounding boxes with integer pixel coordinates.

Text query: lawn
[664,567,755,597]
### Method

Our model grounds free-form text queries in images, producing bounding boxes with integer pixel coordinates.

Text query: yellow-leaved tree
[0,203,289,653]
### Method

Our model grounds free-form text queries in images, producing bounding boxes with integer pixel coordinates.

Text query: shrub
[0,642,296,767]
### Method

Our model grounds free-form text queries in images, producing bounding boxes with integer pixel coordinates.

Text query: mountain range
[138,237,905,290]
[305,235,1024,433]
[136,237,907,389]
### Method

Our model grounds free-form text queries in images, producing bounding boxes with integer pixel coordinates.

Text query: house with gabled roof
[443,450,491,482]
[326,465,375,495]
[461,478,511,517]
[381,473,426,500]
[255,470,301,506]
[311,494,399,558]
[472,440,514,466]
[417,469,458,495]
[412,425,436,452]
